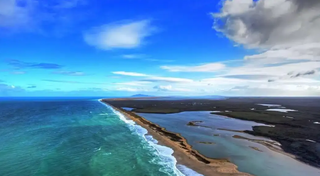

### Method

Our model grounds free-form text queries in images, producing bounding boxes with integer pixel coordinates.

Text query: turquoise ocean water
[0,98,198,176]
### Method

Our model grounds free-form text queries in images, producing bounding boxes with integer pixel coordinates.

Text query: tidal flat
[104,97,320,175]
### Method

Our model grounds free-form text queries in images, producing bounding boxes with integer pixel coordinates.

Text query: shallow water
[257,104,281,107]
[138,111,320,176]
[266,108,297,112]
[0,99,192,176]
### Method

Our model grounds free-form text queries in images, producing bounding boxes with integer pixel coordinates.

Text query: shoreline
[185,120,296,159]
[100,100,252,176]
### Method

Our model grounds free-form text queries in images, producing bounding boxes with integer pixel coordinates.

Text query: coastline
[186,120,296,160]
[100,100,252,176]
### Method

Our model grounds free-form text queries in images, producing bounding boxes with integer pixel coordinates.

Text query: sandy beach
[101,100,252,176]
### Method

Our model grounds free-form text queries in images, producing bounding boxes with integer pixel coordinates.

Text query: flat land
[101,101,251,176]
[103,97,320,168]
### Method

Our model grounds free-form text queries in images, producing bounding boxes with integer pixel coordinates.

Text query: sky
[0,0,320,97]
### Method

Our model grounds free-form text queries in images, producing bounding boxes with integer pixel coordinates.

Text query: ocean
[0,98,196,176]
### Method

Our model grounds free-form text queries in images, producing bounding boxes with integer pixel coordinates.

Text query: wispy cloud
[121,54,173,62]
[142,76,193,83]
[27,85,37,89]
[6,59,63,69]
[53,0,86,9]
[84,20,156,50]
[122,54,146,59]
[53,70,86,76]
[0,0,32,28]
[114,81,152,86]
[112,71,148,77]
[161,63,225,72]
[115,87,149,92]
[153,85,190,92]
[42,79,105,85]
[112,71,194,83]
[11,71,26,75]
[144,58,174,63]
[222,75,274,80]
[0,0,86,32]
[0,83,25,96]
[268,69,318,82]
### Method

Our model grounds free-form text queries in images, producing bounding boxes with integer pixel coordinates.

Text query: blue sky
[1,0,320,97]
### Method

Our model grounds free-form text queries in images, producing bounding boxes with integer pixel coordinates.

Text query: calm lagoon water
[137,111,320,176]
[0,99,198,176]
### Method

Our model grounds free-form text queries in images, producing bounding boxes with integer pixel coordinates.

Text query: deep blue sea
[0,98,198,176]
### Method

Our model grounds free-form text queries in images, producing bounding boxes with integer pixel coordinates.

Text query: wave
[100,101,201,176]
[177,165,204,176]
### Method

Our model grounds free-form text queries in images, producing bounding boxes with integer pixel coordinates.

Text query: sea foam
[100,101,201,176]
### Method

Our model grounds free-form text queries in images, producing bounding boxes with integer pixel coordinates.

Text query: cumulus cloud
[161,63,225,72]
[213,0,320,75]
[84,20,155,50]
[209,0,320,92]
[213,0,320,49]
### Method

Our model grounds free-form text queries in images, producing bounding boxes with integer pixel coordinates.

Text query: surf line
[98,99,192,176]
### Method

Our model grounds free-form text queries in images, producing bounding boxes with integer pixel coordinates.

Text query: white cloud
[225,61,320,78]
[161,63,225,72]
[53,70,86,76]
[212,0,320,74]
[197,0,320,96]
[142,76,193,83]
[0,0,32,28]
[0,0,87,33]
[153,85,191,92]
[115,87,149,92]
[53,0,85,9]
[245,43,320,61]
[84,20,155,50]
[115,81,152,86]
[121,54,174,63]
[213,0,320,49]
[122,54,145,59]
[112,71,194,83]
[112,71,148,77]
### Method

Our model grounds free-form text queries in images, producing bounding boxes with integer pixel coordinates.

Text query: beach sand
[101,101,252,176]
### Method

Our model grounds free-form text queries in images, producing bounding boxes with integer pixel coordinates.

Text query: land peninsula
[102,97,320,169]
